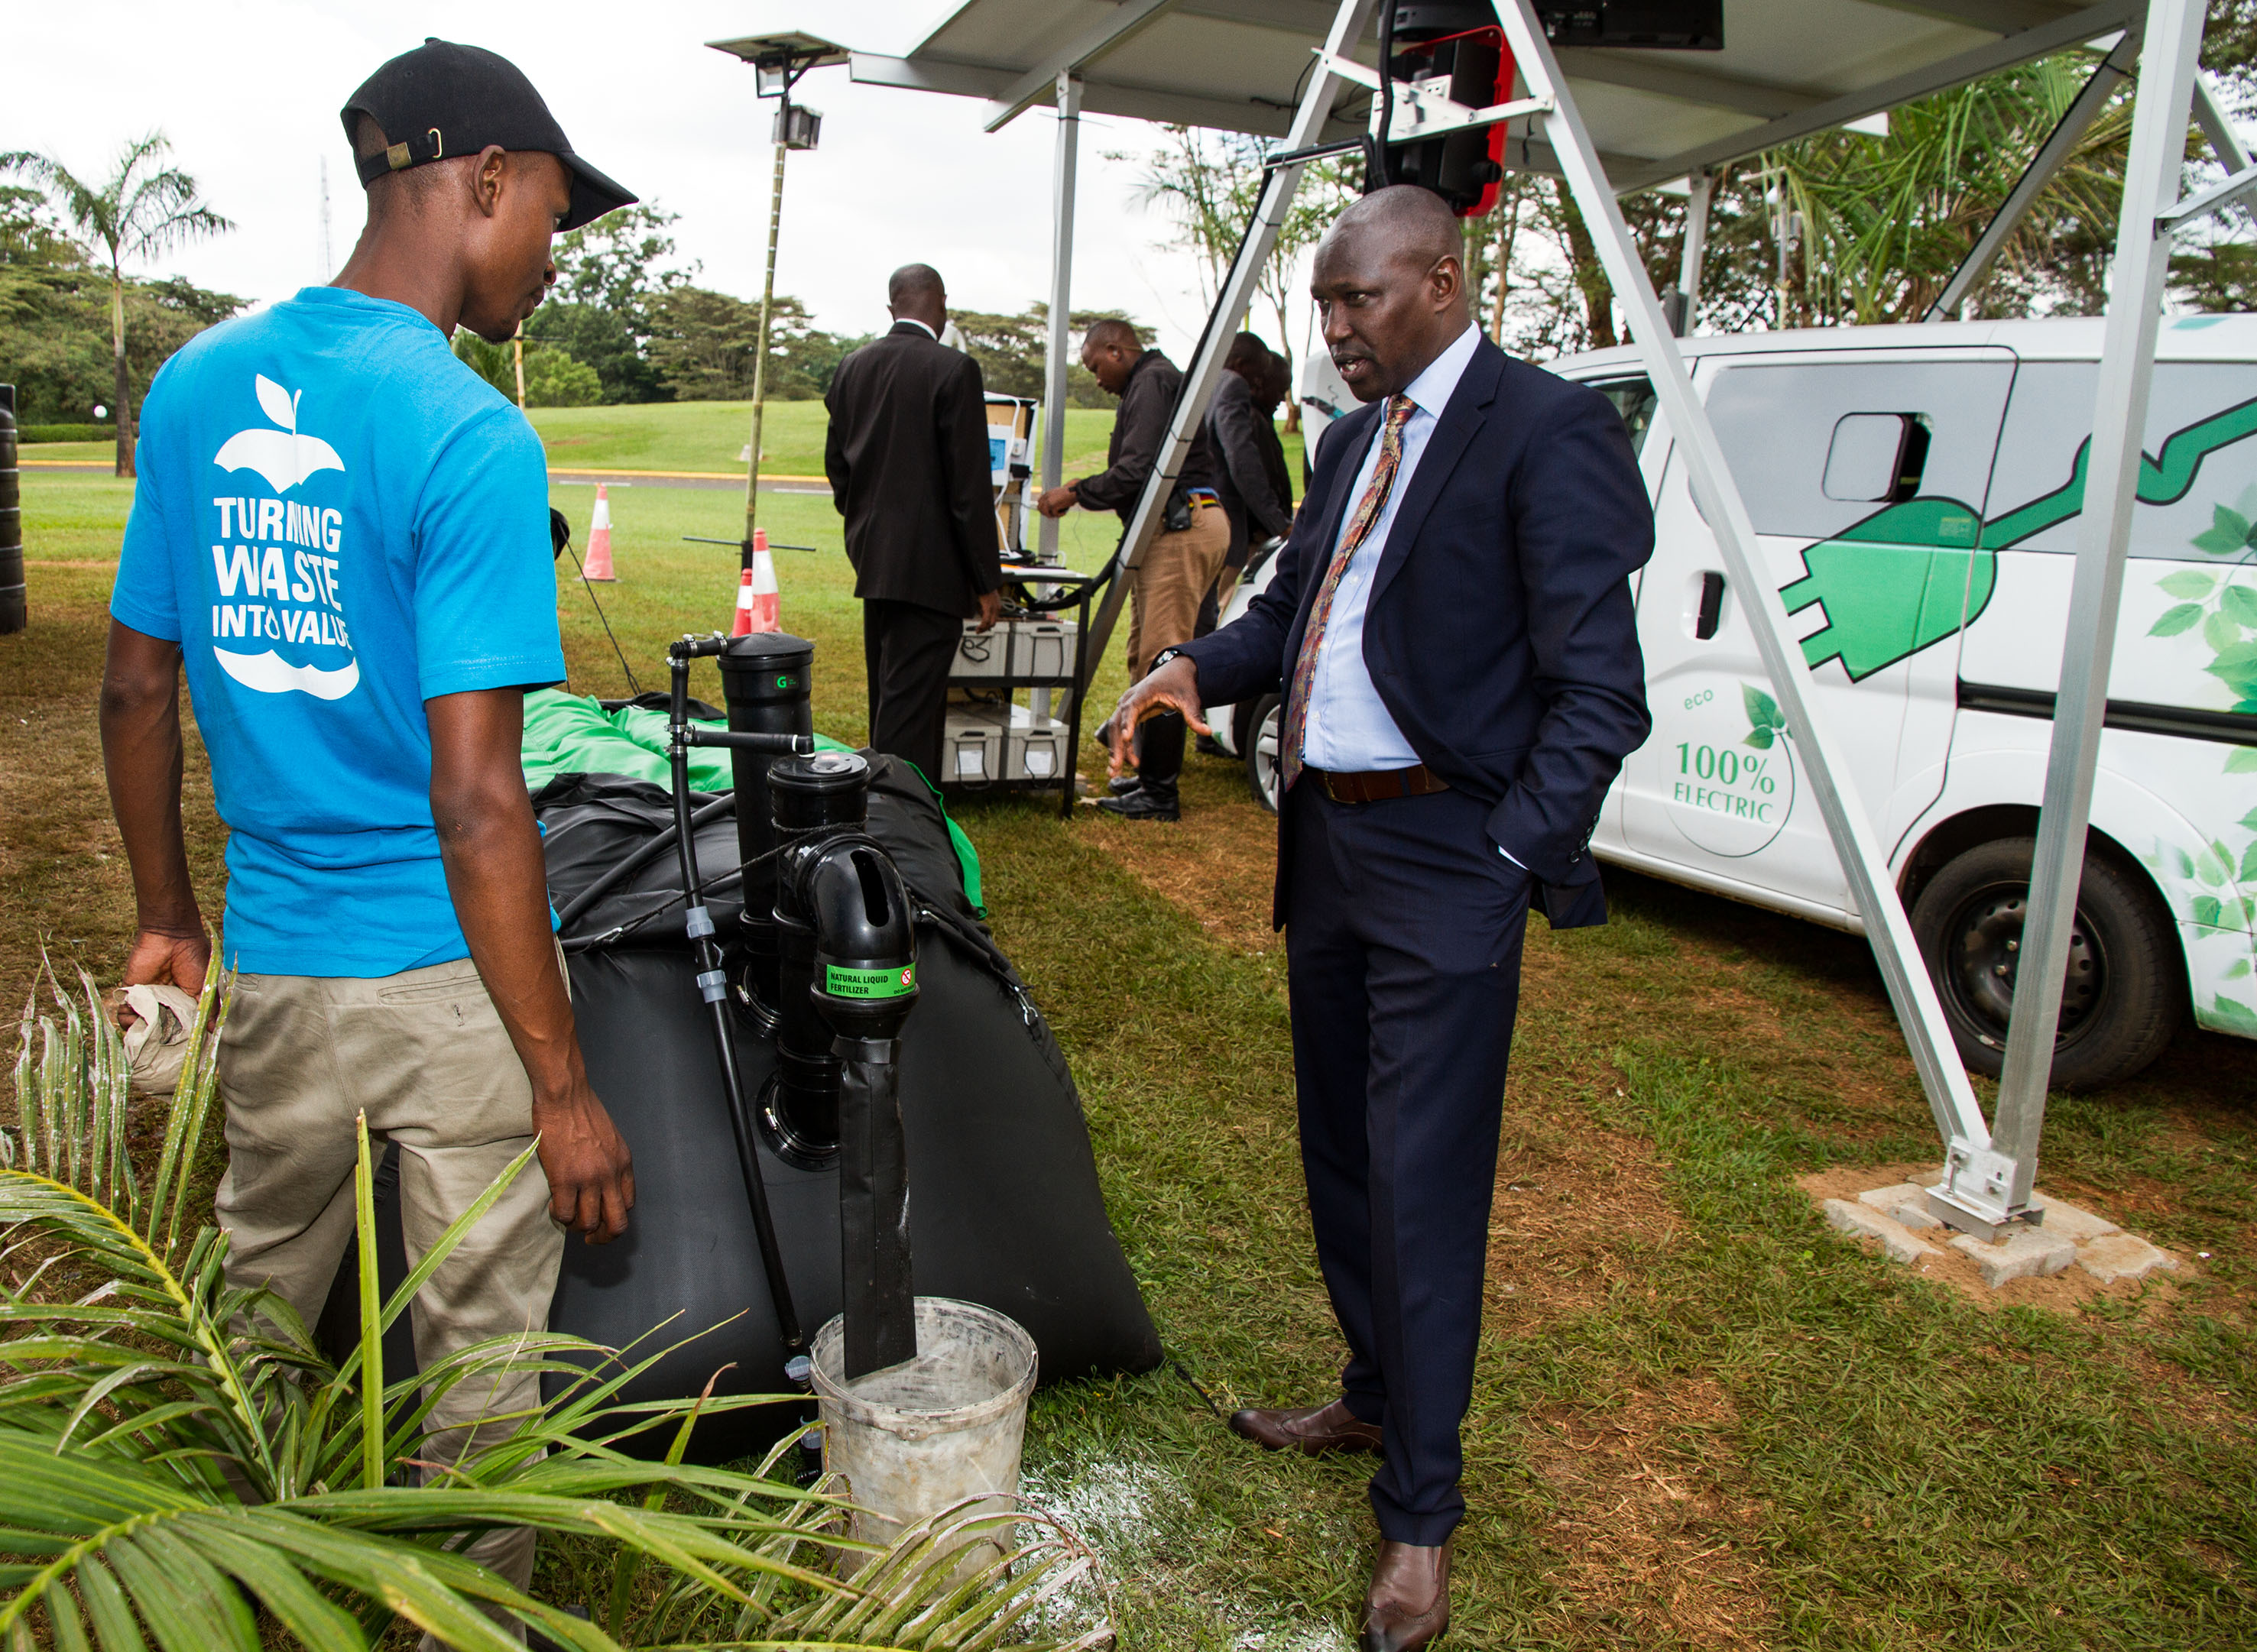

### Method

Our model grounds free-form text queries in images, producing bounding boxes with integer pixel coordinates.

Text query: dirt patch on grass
[1075,762,1283,954]
[1796,1163,2192,1315]
[1488,1116,1684,1330]
[1525,1378,1776,1649]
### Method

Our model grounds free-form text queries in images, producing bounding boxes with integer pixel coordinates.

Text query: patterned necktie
[1279,394,1418,792]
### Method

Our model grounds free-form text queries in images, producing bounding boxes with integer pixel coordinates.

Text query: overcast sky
[6,2,1292,368]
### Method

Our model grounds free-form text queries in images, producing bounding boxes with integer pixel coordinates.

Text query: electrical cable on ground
[566,536,641,695]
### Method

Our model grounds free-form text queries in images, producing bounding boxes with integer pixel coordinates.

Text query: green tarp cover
[520,689,983,909]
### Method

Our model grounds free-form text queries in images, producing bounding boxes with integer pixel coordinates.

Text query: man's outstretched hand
[1106,654,1210,777]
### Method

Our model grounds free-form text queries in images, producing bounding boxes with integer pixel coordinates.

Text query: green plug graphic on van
[1775,394,2257,681]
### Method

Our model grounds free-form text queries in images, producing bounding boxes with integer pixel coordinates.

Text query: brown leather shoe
[1360,1539,1451,1652]
[1227,1398,1383,1456]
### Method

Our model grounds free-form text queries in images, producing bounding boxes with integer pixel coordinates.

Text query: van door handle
[1695,571,1725,640]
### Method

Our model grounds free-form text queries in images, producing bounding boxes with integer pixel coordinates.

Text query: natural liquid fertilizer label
[825,963,918,999]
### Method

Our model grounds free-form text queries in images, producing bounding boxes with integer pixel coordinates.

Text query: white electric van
[1214,318,2257,1088]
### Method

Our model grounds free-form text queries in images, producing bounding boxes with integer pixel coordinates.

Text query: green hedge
[15,423,116,443]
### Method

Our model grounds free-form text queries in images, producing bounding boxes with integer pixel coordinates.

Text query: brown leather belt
[1305,763,1451,805]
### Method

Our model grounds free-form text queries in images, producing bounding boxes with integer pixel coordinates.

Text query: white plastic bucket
[810,1297,1039,1574]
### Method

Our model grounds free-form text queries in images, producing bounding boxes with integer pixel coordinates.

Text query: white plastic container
[811,1297,1038,1576]
[953,622,1010,679]
[942,707,1004,783]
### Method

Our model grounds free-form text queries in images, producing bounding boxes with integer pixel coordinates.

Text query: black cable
[1171,1354,1227,1424]
[564,536,641,696]
[1369,2,1397,194]
[551,792,738,933]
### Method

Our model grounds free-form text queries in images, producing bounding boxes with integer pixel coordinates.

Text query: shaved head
[887,262,944,309]
[1309,184,1471,403]
[1082,317,1142,354]
[1320,185,1466,287]
[887,261,947,332]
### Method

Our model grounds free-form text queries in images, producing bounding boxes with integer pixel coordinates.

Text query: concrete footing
[1824,1181,2177,1291]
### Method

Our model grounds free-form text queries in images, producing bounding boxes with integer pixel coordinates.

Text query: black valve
[769,751,920,1379]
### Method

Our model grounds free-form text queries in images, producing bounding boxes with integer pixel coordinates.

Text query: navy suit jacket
[1180,336,1654,931]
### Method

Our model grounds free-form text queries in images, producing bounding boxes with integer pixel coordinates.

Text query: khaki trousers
[1126,502,1231,680]
[217,956,563,1645]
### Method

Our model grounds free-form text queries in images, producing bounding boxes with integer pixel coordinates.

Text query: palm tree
[0,134,231,477]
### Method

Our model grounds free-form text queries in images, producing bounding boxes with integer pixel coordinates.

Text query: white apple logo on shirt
[214,375,345,493]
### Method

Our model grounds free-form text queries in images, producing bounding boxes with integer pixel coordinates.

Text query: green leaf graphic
[2224,583,2257,627]
[2226,959,2252,980]
[2194,895,2225,925]
[2174,844,2198,877]
[1742,683,1785,731]
[2160,568,2220,598]
[2210,993,2257,1034]
[2151,602,2204,637]
[2194,504,2255,556]
[1744,727,1775,750]
[2208,608,2245,651]
[2229,748,2257,773]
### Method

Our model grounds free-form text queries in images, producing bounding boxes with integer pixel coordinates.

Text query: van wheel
[1909,837,2181,1091]
[1244,694,1283,815]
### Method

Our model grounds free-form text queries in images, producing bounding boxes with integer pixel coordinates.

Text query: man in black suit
[825,263,1003,787]
[1107,187,1652,1650]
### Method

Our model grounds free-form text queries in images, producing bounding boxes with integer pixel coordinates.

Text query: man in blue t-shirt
[100,40,639,1620]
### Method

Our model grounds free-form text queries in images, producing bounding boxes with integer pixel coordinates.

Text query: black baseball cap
[341,38,636,232]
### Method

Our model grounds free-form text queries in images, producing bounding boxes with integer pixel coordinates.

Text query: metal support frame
[1079,0,1382,668]
[1990,0,2214,1213]
[1474,0,2015,1234]
[1038,73,1082,566]
[1668,169,1714,337]
[1924,23,2142,322]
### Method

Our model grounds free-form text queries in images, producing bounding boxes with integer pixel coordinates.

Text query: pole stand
[1925,1141,2040,1240]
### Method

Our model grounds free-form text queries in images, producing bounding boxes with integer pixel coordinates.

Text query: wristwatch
[1149,646,1186,673]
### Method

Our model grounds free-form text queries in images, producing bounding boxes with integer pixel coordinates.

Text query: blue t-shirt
[112,286,566,977]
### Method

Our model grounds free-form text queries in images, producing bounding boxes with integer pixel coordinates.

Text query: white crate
[1004,708,1069,783]
[1010,620,1076,682]
[953,623,1010,679]
[943,707,1005,784]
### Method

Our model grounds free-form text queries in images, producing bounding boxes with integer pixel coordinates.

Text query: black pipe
[763,751,865,1169]
[718,633,814,1030]
[666,641,803,1356]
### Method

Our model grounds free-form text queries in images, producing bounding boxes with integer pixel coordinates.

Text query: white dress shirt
[1299,322,1480,773]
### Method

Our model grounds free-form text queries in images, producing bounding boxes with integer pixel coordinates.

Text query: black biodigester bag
[531,756,1159,1462]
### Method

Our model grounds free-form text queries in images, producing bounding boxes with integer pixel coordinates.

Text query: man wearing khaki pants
[99,40,637,1640]
[1038,319,1230,821]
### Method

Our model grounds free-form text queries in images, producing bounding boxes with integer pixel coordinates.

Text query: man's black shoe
[1096,781,1179,821]
[1195,733,1225,758]
[1107,774,1143,798]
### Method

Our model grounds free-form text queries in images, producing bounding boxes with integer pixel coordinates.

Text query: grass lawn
[7,467,2255,1647]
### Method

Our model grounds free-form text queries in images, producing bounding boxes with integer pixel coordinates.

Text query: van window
[1589,376,1659,454]
[1823,413,1931,503]
[1985,361,2257,561]
[1706,359,2014,539]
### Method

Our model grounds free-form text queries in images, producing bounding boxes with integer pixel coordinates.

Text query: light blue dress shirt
[1299,322,1480,773]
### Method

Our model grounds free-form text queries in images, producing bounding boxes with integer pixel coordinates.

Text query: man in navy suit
[1107,186,1652,1650]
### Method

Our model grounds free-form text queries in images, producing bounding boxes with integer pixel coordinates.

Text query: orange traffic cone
[582,484,616,581]
[731,529,780,635]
